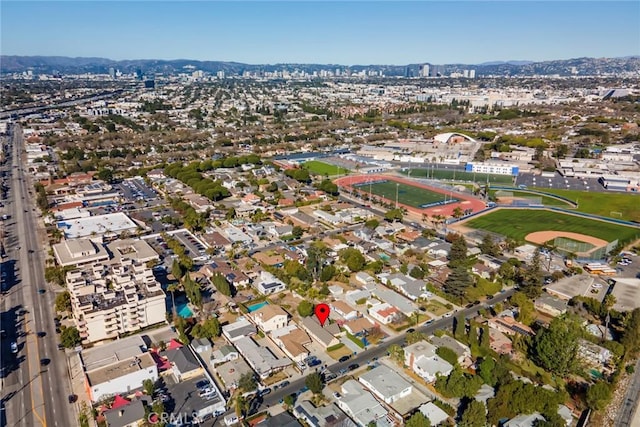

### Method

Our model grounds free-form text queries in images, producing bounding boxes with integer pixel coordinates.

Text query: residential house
[202,232,232,252]
[192,338,211,354]
[427,242,451,258]
[233,336,291,379]
[271,326,312,364]
[578,339,613,367]
[299,316,340,349]
[201,260,251,288]
[488,328,513,355]
[368,303,400,325]
[103,398,149,427]
[256,411,303,427]
[504,413,545,427]
[358,365,412,404]
[210,345,239,366]
[404,341,453,383]
[293,400,357,427]
[487,315,535,337]
[472,262,493,280]
[429,335,471,365]
[251,304,289,332]
[418,402,450,426]
[161,346,203,382]
[355,272,376,286]
[377,273,428,301]
[534,294,568,317]
[253,271,287,295]
[331,300,359,320]
[222,317,257,342]
[313,210,342,225]
[337,380,389,427]
[343,317,376,336]
[215,358,253,391]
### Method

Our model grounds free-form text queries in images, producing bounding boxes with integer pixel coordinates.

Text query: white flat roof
[57,212,138,239]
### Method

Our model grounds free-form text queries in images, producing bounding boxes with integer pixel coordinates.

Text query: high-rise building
[420,64,430,78]
[108,67,116,79]
[469,69,476,78]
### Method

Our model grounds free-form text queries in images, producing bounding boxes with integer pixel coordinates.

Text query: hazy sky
[2,1,639,65]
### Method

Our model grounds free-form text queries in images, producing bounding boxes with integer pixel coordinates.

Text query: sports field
[532,187,640,222]
[465,209,640,243]
[404,168,514,184]
[489,189,574,207]
[354,179,457,208]
[303,161,349,176]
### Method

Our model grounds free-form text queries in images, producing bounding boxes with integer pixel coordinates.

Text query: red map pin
[314,303,330,327]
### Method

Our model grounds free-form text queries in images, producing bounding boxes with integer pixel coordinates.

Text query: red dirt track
[334,174,487,217]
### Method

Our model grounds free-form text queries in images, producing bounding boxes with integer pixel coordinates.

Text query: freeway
[0,124,73,427]
[212,288,516,426]
[0,90,125,120]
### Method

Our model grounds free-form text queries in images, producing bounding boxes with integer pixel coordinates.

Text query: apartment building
[66,257,166,343]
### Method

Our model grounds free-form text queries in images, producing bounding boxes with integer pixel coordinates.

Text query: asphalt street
[614,358,640,427]
[0,124,73,427]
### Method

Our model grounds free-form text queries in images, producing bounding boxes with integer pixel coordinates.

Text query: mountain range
[1,55,638,77]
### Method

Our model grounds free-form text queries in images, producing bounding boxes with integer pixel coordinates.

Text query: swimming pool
[176,302,194,318]
[247,301,269,312]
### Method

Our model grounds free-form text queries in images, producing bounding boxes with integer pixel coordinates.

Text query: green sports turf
[354,180,454,208]
[531,187,640,222]
[466,209,640,243]
[403,168,514,184]
[303,161,349,176]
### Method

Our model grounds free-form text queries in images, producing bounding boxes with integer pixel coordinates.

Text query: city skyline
[2,1,639,65]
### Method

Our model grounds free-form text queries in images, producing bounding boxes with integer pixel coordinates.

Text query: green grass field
[489,189,574,207]
[531,188,640,222]
[303,160,349,176]
[354,180,454,208]
[466,209,640,243]
[404,168,514,184]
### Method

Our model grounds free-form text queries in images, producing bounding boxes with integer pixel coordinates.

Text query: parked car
[10,341,18,353]
[338,355,351,363]
[347,363,359,371]
[406,328,415,333]
[259,388,271,396]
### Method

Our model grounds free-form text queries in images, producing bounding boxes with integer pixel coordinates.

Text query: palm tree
[167,283,180,318]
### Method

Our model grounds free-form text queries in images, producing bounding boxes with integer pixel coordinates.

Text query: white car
[10,341,18,353]
[443,312,453,318]
[592,283,603,289]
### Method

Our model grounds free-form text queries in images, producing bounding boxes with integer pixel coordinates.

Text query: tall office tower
[463,70,469,78]
[109,67,116,79]
[420,64,430,77]
[469,69,476,78]
[430,65,444,77]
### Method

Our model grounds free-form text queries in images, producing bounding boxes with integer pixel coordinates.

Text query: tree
[238,372,257,393]
[388,344,405,365]
[406,412,431,427]
[586,381,612,410]
[212,273,233,296]
[339,248,366,272]
[298,300,314,317]
[61,326,81,348]
[510,291,535,325]
[452,207,464,219]
[444,265,473,301]
[454,315,467,341]
[384,208,404,222]
[55,291,72,313]
[460,399,487,427]
[409,266,425,279]
[479,234,500,257]
[306,243,327,281]
[406,331,426,345]
[283,394,295,408]
[142,378,155,396]
[519,250,543,299]
[171,259,184,280]
[364,218,379,230]
[291,226,304,239]
[478,357,496,386]
[532,316,580,376]
[192,317,221,339]
[622,308,640,356]
[305,372,324,395]
[436,346,459,366]
[448,235,468,267]
[97,168,114,183]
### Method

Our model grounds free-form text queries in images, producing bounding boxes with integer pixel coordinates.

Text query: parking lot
[116,177,158,202]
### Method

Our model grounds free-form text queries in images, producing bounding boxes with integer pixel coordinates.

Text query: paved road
[211,288,515,426]
[615,358,640,427]
[0,124,73,427]
[0,90,125,120]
